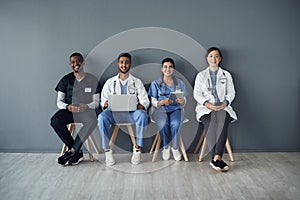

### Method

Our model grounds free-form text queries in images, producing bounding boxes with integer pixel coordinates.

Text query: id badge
[85,88,92,93]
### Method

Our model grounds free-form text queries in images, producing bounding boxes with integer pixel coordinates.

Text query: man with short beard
[98,52,149,166]
[50,52,100,166]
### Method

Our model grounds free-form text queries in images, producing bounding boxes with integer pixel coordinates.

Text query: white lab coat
[193,67,237,122]
[101,73,150,109]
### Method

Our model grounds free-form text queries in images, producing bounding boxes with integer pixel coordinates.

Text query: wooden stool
[194,130,234,162]
[61,123,100,161]
[149,107,189,162]
[109,123,137,149]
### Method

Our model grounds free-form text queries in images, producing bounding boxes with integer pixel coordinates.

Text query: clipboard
[169,91,184,101]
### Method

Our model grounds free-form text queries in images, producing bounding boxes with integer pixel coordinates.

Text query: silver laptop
[108,94,137,111]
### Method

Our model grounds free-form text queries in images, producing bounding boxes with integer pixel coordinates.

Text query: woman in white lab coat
[193,47,237,171]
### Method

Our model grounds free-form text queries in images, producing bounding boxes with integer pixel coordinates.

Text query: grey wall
[0,0,299,153]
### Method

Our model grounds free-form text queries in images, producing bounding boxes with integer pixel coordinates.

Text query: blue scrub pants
[98,109,148,149]
[152,108,183,150]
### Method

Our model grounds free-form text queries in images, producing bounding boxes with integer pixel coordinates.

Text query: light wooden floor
[0,152,299,200]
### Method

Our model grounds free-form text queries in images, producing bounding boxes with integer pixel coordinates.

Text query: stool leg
[150,132,159,154]
[225,138,234,162]
[109,125,120,149]
[61,124,76,156]
[199,137,207,162]
[194,130,205,154]
[89,134,100,154]
[85,139,94,161]
[152,133,161,162]
[179,136,189,162]
[127,125,136,146]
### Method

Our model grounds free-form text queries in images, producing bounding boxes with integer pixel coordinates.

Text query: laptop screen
[108,94,137,111]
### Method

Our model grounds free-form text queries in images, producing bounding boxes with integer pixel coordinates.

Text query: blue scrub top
[148,77,188,112]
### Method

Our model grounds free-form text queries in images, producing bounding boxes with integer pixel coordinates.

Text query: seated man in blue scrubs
[98,52,149,166]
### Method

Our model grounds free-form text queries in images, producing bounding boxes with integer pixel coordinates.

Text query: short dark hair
[118,52,131,62]
[70,52,84,61]
[161,57,175,69]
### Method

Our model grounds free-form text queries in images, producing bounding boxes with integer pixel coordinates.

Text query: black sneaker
[210,159,222,171]
[220,160,229,171]
[58,150,74,165]
[67,150,84,166]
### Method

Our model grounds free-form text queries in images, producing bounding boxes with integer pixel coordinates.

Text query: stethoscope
[159,81,181,98]
[113,79,136,95]
[206,69,228,99]
[128,81,136,95]
[159,82,169,97]
[113,80,117,94]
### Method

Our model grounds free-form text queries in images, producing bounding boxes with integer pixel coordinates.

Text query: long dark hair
[161,57,178,87]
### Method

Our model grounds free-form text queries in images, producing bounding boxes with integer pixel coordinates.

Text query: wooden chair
[109,83,150,150]
[149,107,189,162]
[194,130,234,162]
[109,123,137,149]
[61,123,100,162]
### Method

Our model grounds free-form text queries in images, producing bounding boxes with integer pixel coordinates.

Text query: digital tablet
[169,91,184,101]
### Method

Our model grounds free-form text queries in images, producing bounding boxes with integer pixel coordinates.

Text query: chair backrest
[149,106,156,123]
[114,122,134,126]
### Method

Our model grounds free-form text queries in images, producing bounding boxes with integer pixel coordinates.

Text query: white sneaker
[171,147,182,161]
[105,149,115,166]
[131,145,141,165]
[162,146,171,160]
